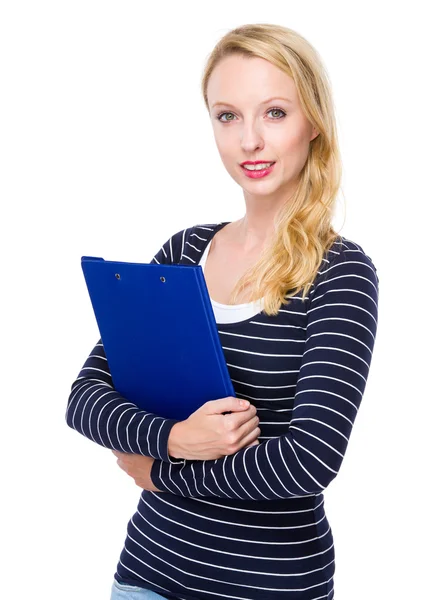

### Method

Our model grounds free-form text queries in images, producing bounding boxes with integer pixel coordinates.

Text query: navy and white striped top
[66,221,379,600]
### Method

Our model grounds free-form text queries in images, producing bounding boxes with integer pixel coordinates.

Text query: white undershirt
[199,239,265,324]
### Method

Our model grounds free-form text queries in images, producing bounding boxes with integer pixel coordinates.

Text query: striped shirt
[66,221,379,600]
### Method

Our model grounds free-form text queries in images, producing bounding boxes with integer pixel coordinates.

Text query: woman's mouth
[240,162,276,179]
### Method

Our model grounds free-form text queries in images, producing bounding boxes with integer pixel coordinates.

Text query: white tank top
[199,239,265,324]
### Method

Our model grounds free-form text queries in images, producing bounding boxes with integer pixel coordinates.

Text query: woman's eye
[217,112,235,122]
[267,108,286,119]
[216,108,286,123]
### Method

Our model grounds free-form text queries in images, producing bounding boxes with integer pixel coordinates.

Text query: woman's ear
[310,127,320,141]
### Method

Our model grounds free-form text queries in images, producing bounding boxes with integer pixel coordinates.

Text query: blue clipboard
[81,256,235,420]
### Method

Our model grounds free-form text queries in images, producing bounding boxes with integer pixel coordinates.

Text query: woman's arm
[65,228,191,463]
[150,242,380,498]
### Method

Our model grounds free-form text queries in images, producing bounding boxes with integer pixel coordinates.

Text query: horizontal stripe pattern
[65,346,182,463]
[66,222,379,599]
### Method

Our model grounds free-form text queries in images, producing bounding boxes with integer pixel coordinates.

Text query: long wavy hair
[201,23,345,315]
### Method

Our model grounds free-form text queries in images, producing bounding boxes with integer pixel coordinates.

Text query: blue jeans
[110,578,169,599]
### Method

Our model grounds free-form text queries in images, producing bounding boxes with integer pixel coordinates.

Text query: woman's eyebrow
[212,96,293,109]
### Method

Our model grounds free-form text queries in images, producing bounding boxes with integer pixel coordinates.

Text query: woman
[66,23,379,600]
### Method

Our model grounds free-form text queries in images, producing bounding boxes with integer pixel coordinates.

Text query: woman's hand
[112,450,164,492]
[168,397,260,461]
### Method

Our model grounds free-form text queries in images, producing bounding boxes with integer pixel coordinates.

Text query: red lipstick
[240,160,276,179]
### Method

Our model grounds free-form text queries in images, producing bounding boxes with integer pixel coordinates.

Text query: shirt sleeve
[65,227,192,463]
[150,241,379,498]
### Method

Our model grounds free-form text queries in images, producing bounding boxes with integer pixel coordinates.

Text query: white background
[1,1,435,598]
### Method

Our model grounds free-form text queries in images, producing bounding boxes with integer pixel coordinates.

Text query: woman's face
[207,54,319,202]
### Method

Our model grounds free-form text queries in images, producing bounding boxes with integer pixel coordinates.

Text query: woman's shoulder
[169,222,225,247]
[169,222,225,242]
[321,233,379,287]
[333,233,377,270]
[153,222,225,265]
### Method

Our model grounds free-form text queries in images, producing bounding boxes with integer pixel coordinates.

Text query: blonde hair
[201,23,345,315]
